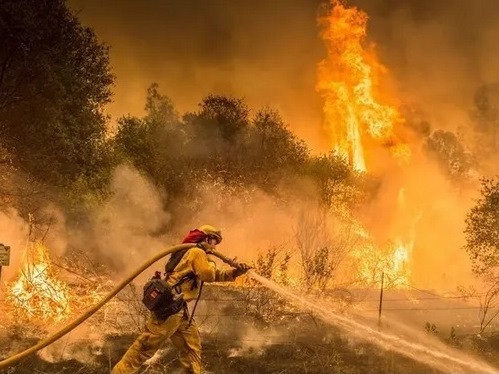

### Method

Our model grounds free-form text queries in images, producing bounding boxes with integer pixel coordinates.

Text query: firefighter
[111,225,251,374]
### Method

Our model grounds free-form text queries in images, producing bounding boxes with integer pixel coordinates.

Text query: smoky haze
[62,0,499,291]
[68,0,326,150]
[3,2,499,370]
[359,0,499,133]
[68,0,499,150]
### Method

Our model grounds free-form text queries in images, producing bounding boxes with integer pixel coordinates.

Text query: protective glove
[232,262,252,278]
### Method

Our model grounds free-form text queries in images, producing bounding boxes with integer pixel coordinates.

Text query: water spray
[248,272,498,374]
[1,247,497,374]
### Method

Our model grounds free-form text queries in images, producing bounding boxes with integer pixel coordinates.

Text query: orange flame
[352,221,412,288]
[316,0,407,172]
[8,241,71,322]
[316,0,414,287]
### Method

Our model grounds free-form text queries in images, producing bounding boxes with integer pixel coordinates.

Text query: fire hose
[0,244,242,370]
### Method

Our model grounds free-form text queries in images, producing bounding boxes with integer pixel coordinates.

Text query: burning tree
[314,0,417,290]
[352,239,413,288]
[8,241,71,322]
[316,0,408,172]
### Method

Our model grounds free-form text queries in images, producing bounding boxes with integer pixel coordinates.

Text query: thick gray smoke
[50,164,301,282]
[89,164,172,272]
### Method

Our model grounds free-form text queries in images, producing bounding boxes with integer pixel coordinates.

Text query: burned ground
[2,285,497,374]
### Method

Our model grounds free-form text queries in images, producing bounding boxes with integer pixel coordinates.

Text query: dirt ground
[1,285,498,374]
[0,325,434,374]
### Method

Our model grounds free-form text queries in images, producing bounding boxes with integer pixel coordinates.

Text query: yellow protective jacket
[166,247,235,301]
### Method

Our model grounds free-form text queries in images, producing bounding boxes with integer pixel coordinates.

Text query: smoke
[1,161,309,291]
[55,159,479,292]
[43,164,304,284]
[227,326,280,358]
[190,184,299,261]
[38,328,105,365]
[250,271,498,374]
[354,0,499,133]
[89,164,172,272]
[67,0,327,151]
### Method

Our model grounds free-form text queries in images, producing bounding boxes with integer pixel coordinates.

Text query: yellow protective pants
[111,310,201,374]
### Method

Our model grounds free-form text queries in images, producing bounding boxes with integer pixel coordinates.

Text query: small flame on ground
[8,241,71,322]
[354,241,412,288]
[391,240,413,286]
[351,220,412,288]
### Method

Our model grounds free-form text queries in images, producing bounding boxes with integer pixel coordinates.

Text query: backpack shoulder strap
[164,247,190,274]
[165,245,206,291]
[165,243,208,275]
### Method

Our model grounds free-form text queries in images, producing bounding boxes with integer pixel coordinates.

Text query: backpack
[142,247,194,320]
[142,278,185,319]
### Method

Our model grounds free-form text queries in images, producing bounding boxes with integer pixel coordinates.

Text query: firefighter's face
[206,236,219,246]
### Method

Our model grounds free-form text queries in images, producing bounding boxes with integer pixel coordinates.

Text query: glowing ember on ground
[8,241,71,322]
[316,0,407,172]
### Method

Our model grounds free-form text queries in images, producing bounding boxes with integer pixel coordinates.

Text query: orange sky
[68,0,499,153]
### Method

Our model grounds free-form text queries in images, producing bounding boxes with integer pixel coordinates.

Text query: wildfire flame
[316,0,408,172]
[352,220,412,288]
[8,241,71,322]
[316,0,414,287]
[391,239,413,286]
